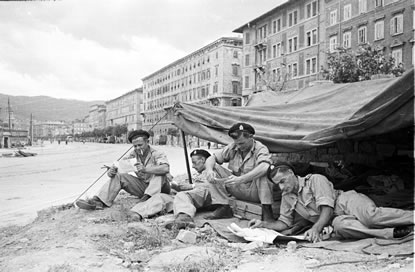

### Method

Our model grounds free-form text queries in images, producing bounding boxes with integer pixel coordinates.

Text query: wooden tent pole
[181,130,192,184]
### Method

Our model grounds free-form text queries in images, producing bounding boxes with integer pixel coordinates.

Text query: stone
[124,241,135,249]
[242,240,264,251]
[19,238,29,243]
[176,229,197,244]
[129,250,151,262]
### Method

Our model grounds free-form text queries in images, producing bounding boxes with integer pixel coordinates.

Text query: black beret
[128,129,150,143]
[190,149,211,159]
[228,122,255,136]
[267,161,296,181]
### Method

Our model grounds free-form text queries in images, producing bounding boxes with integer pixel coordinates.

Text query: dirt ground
[0,191,413,272]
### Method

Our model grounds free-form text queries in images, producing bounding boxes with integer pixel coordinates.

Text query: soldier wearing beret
[205,122,275,221]
[249,162,414,242]
[126,149,232,228]
[76,129,171,210]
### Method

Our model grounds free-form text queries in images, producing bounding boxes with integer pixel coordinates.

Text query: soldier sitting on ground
[76,129,171,210]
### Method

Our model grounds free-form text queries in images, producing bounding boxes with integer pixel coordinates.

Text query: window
[277,18,281,32]
[272,45,276,58]
[245,54,250,66]
[306,1,318,18]
[276,68,281,81]
[276,43,281,57]
[358,26,367,44]
[391,48,402,66]
[305,57,317,75]
[215,65,218,77]
[375,0,383,7]
[232,82,240,94]
[330,10,337,25]
[288,10,298,27]
[245,32,250,44]
[329,36,338,52]
[359,0,367,14]
[292,63,298,77]
[343,4,351,21]
[213,82,218,93]
[306,29,317,46]
[233,51,238,58]
[390,14,403,35]
[374,20,384,40]
[287,64,292,79]
[258,25,267,40]
[272,20,277,34]
[232,65,239,76]
[244,76,250,88]
[343,31,351,48]
[288,36,298,53]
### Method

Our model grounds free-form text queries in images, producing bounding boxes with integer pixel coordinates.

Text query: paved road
[0,142,189,227]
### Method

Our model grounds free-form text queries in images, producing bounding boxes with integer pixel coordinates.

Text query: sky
[0,0,285,102]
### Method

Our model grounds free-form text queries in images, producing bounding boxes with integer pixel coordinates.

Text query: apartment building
[87,104,106,130]
[325,0,414,68]
[142,37,243,136]
[106,88,143,131]
[234,0,325,93]
[73,120,89,135]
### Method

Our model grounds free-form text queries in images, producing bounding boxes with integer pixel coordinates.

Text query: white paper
[113,158,138,177]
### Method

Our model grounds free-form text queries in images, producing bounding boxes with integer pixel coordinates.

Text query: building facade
[87,104,106,130]
[325,0,414,69]
[73,119,89,135]
[105,88,143,131]
[141,37,243,137]
[234,0,326,94]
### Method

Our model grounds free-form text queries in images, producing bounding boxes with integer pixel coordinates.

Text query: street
[0,142,189,227]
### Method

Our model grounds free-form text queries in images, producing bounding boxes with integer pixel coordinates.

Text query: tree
[254,63,288,92]
[324,45,405,83]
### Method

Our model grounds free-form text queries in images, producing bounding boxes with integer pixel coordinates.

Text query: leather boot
[137,194,151,203]
[204,205,233,220]
[262,204,274,222]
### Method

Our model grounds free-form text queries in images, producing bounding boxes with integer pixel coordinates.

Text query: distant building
[73,119,89,135]
[325,0,414,69]
[33,121,67,139]
[87,104,106,130]
[141,37,243,137]
[105,88,143,131]
[234,0,326,93]
[233,0,413,94]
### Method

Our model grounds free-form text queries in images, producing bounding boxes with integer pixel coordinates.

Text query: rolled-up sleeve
[309,175,336,209]
[254,145,272,165]
[278,194,295,227]
[153,150,169,166]
[214,143,233,164]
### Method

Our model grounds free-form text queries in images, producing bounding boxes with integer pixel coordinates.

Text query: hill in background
[0,93,104,122]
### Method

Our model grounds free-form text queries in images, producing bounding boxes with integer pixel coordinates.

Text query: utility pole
[29,113,33,146]
[8,98,11,133]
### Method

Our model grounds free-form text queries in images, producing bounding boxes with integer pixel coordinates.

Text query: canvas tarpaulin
[173,69,414,153]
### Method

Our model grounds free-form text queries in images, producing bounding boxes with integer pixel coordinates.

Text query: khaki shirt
[214,140,271,176]
[279,174,339,227]
[126,146,169,181]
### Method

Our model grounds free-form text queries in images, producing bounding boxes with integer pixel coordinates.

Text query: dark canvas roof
[173,69,414,153]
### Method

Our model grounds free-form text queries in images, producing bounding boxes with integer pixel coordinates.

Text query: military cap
[228,122,255,137]
[128,129,150,143]
[190,149,211,159]
[267,161,296,181]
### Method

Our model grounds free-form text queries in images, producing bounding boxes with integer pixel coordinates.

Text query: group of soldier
[76,123,413,243]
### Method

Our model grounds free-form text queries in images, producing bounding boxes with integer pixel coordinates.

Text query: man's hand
[248,219,265,228]
[206,169,216,183]
[304,226,322,243]
[107,166,118,178]
[134,163,145,173]
[224,175,245,186]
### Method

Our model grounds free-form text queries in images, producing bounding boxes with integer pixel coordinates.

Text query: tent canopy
[173,69,414,153]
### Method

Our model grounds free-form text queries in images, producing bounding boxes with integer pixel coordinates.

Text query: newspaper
[113,158,139,177]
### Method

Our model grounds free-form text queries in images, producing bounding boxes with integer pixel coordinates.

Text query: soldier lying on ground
[249,162,414,242]
[76,129,171,210]
[127,149,232,229]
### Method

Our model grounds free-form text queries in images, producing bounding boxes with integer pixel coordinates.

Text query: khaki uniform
[97,146,170,207]
[131,163,231,218]
[279,174,414,239]
[213,140,273,204]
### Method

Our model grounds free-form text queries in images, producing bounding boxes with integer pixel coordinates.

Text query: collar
[297,176,305,194]
[230,139,256,154]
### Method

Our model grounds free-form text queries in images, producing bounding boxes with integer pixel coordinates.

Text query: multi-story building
[105,88,143,131]
[234,0,326,93]
[325,0,414,68]
[33,121,67,139]
[87,104,106,130]
[142,37,243,136]
[73,119,89,135]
